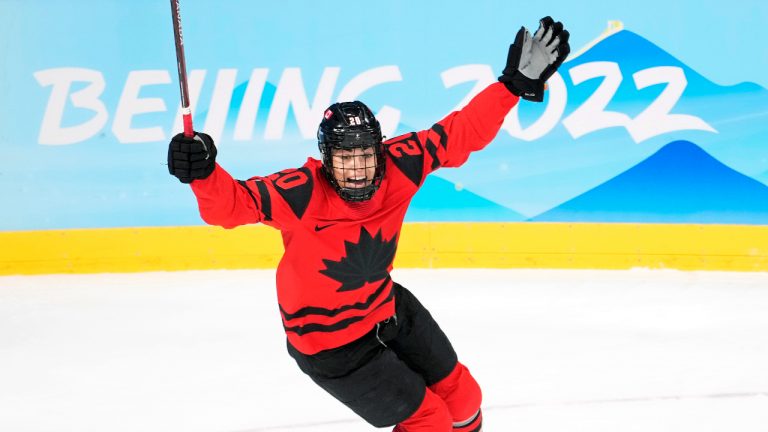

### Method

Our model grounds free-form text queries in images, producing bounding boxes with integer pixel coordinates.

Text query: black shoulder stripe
[273,167,314,220]
[386,132,424,187]
[237,180,260,211]
[424,123,448,171]
[431,123,448,150]
[425,136,441,170]
[254,180,273,221]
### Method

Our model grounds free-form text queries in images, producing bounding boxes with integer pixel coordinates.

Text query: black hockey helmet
[317,101,385,202]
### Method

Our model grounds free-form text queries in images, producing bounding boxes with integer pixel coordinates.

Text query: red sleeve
[189,162,316,231]
[384,82,519,187]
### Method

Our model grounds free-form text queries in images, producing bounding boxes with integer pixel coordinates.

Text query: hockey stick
[170,0,194,137]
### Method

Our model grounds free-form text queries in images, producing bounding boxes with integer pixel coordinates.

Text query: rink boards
[2,223,767,275]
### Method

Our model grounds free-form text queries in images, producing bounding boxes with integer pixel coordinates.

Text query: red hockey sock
[393,388,452,432]
[452,409,482,431]
[428,362,482,430]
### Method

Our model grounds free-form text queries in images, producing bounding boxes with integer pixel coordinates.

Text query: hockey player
[168,17,569,432]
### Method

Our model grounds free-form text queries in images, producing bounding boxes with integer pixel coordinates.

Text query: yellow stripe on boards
[397,223,768,270]
[1,223,767,275]
[0,226,283,275]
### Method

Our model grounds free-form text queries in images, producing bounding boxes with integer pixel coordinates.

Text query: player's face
[331,147,377,189]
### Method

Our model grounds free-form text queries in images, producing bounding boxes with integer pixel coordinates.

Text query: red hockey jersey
[190,82,518,354]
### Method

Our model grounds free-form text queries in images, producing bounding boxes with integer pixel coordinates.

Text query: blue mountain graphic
[759,172,768,186]
[531,140,768,224]
[438,28,768,219]
[572,29,765,93]
[407,176,526,222]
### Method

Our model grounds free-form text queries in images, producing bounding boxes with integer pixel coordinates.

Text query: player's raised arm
[167,132,264,228]
[405,17,571,176]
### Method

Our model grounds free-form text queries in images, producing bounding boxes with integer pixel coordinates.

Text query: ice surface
[1,269,767,431]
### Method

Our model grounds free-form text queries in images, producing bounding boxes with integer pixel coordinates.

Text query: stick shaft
[170,0,194,137]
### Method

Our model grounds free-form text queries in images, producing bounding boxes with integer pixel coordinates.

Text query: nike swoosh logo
[314,223,336,232]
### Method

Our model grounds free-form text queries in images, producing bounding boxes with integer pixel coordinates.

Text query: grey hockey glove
[499,16,570,102]
[167,132,217,184]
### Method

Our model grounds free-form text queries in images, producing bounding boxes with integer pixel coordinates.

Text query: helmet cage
[318,102,385,202]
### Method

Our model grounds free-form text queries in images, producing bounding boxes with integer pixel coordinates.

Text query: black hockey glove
[499,16,570,102]
[167,132,217,184]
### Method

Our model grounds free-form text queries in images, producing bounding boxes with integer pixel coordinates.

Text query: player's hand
[499,16,570,102]
[167,132,217,184]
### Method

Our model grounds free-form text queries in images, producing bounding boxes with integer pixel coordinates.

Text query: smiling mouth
[345,178,370,188]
